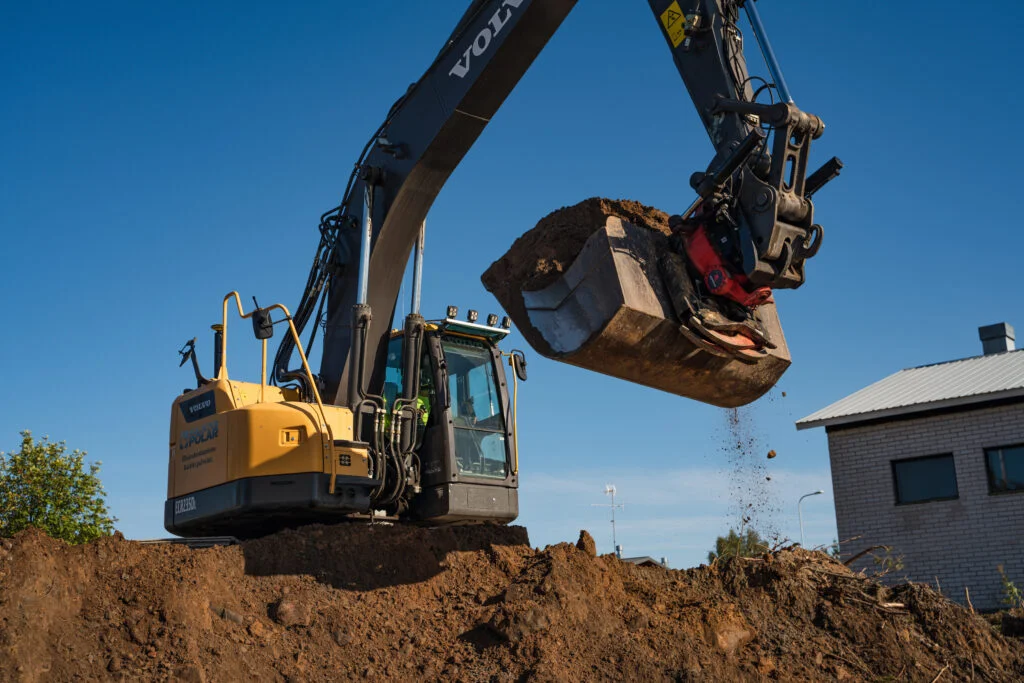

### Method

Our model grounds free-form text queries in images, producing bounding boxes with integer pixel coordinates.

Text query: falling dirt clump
[2,525,1023,682]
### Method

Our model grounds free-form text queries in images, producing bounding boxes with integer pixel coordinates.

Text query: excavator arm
[652,0,834,291]
[274,0,578,408]
[273,0,838,409]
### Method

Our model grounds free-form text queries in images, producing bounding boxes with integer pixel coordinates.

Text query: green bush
[708,527,768,563]
[998,565,1023,609]
[0,431,116,544]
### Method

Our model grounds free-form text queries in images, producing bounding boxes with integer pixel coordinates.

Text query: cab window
[442,336,507,479]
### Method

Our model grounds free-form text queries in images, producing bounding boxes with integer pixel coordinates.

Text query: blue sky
[2,1,1022,567]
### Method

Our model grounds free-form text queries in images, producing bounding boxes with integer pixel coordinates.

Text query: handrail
[218,292,340,492]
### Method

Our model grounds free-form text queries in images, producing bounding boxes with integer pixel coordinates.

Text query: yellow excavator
[166,0,840,536]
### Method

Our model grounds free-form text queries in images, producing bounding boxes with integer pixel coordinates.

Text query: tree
[0,431,116,543]
[708,527,768,563]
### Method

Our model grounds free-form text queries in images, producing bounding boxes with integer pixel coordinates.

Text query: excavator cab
[385,315,521,524]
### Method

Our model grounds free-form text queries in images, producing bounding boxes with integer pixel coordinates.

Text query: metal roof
[621,556,668,568]
[796,349,1024,430]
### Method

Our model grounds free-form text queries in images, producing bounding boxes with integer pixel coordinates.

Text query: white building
[797,324,1024,610]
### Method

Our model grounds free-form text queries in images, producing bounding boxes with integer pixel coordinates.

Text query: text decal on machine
[180,420,219,450]
[448,0,524,78]
[174,496,196,515]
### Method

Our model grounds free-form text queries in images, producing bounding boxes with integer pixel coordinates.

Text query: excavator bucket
[481,200,789,408]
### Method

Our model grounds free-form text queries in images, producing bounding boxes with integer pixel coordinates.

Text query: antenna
[591,484,625,558]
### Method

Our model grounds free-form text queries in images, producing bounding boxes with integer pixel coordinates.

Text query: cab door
[412,333,518,522]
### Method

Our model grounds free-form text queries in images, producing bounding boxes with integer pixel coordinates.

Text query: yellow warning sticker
[660,1,687,48]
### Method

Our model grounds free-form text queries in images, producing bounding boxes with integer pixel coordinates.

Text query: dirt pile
[2,524,1023,682]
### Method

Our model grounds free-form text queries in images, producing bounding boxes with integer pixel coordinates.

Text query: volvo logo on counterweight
[448,0,523,79]
[189,399,211,414]
[179,390,216,422]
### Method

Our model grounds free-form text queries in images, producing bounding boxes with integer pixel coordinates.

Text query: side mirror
[511,350,527,382]
[252,308,274,340]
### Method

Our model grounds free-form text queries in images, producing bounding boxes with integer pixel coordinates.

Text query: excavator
[165,0,841,536]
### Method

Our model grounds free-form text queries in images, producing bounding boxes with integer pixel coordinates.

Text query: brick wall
[828,402,1024,610]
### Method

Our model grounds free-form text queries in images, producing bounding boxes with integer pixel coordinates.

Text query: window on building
[985,445,1024,494]
[891,454,958,504]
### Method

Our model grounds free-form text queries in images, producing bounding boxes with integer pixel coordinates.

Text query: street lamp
[798,490,825,547]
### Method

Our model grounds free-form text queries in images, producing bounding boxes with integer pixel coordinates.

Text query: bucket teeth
[695,308,774,348]
[677,318,734,359]
[690,318,759,350]
[688,316,768,364]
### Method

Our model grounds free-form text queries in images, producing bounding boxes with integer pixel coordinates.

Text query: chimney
[979,323,1015,355]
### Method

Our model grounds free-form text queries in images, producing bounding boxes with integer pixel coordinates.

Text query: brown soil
[483,197,671,294]
[481,198,671,357]
[2,525,1023,682]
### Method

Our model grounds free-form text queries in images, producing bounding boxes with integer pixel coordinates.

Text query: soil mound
[2,525,1023,682]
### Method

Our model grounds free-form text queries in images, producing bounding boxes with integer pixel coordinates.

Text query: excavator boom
[274,0,837,410]
[274,0,578,408]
